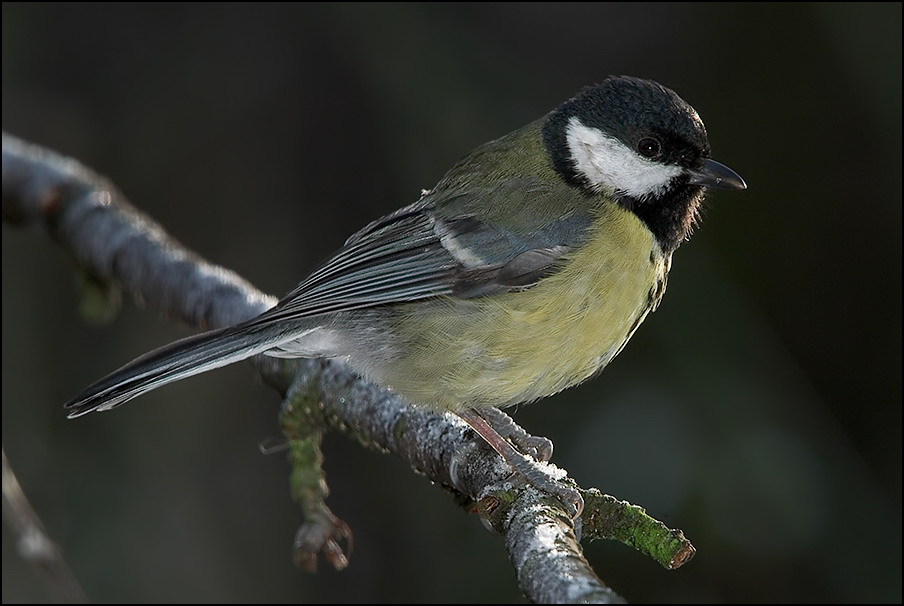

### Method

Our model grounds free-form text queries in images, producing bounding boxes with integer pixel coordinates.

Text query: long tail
[64,324,291,418]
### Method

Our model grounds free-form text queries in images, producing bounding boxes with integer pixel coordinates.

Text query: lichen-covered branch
[2,132,694,603]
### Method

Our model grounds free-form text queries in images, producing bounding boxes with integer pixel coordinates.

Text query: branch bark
[2,132,693,603]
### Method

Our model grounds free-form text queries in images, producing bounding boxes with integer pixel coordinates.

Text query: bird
[64,76,746,517]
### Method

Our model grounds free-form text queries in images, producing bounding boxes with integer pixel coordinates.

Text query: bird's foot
[477,406,554,462]
[457,408,583,518]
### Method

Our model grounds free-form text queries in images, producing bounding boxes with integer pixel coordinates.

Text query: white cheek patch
[565,116,682,200]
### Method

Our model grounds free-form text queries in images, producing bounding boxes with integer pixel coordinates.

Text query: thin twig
[2,449,88,604]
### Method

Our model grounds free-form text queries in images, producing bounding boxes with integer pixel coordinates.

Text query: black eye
[637,137,661,159]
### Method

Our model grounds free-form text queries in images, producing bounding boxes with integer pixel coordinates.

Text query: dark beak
[688,158,747,190]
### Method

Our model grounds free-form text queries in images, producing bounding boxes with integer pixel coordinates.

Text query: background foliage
[3,3,900,602]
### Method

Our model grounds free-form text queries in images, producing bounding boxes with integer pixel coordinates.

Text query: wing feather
[250,181,596,325]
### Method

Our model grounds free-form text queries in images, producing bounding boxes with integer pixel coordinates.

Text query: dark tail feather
[64,325,286,418]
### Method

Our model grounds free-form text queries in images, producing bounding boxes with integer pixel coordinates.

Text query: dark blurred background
[2,3,900,603]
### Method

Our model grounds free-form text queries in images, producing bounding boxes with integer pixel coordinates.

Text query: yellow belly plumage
[380,202,667,412]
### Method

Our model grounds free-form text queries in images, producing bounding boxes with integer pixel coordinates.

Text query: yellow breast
[381,202,667,412]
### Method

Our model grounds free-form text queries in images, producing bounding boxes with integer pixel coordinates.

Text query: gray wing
[254,179,594,324]
[63,179,596,418]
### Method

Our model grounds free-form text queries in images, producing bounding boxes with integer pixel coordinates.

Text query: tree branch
[1,449,88,604]
[2,132,693,603]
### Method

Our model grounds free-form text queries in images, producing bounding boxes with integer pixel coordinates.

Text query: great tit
[64,76,746,515]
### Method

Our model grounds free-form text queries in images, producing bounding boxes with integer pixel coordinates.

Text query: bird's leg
[457,408,583,518]
[477,406,554,462]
